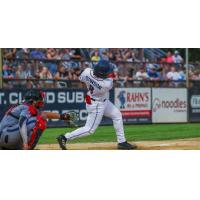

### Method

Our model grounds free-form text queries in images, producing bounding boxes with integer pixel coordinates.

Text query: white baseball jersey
[79,68,113,101]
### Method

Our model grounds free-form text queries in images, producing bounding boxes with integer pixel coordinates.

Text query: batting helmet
[93,60,113,78]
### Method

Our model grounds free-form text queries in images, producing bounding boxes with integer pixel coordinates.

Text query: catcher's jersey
[0,104,37,144]
[0,105,30,130]
[79,68,113,101]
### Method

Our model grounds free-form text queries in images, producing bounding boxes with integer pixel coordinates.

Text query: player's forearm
[42,112,61,120]
[42,112,70,121]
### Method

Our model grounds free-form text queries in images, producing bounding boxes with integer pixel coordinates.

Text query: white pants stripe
[65,100,126,143]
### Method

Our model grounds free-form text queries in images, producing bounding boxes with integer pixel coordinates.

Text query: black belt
[91,98,106,102]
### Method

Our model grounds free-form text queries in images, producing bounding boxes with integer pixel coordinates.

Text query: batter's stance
[57,60,137,150]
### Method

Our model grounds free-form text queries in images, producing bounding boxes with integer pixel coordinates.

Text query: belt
[91,98,106,102]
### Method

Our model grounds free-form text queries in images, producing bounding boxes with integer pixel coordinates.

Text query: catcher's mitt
[60,111,79,128]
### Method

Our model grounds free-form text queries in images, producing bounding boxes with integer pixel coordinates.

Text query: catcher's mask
[24,90,45,109]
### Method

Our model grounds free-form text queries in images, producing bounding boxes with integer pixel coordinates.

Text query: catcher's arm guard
[60,111,79,128]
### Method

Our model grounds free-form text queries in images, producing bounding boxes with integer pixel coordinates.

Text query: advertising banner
[0,89,114,127]
[115,88,152,123]
[152,88,187,123]
[188,88,200,122]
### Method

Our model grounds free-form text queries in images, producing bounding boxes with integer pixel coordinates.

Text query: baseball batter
[57,60,137,150]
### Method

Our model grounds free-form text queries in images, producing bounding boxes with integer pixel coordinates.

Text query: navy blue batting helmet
[93,60,113,78]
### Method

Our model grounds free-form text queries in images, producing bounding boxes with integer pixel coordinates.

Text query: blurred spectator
[146,64,161,80]
[189,70,200,80]
[3,65,14,80]
[55,64,72,88]
[100,49,109,61]
[91,50,100,62]
[71,66,82,80]
[166,66,182,81]
[15,63,31,87]
[2,64,14,89]
[172,50,184,64]
[3,48,16,60]
[123,48,137,62]
[15,63,31,79]
[16,48,30,59]
[39,66,53,88]
[165,51,174,63]
[69,48,82,60]
[61,49,71,60]
[135,67,148,80]
[30,48,45,59]
[46,48,59,60]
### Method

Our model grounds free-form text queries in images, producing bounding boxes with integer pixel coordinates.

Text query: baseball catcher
[0,90,78,150]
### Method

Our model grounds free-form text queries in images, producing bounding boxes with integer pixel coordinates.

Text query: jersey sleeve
[104,78,113,90]
[79,68,90,83]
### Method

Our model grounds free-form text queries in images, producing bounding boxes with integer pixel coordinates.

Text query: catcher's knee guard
[28,115,47,149]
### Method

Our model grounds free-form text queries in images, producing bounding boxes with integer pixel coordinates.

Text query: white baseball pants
[64,100,126,143]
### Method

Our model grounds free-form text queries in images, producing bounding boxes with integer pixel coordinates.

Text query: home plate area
[36,138,200,150]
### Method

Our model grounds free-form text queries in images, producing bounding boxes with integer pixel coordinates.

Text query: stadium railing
[2,78,187,89]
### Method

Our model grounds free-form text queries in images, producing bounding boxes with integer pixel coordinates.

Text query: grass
[39,123,200,144]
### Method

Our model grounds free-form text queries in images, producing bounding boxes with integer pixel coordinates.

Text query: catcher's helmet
[93,60,113,78]
[24,90,45,108]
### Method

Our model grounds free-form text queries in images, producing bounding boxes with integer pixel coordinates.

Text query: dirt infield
[37,138,200,150]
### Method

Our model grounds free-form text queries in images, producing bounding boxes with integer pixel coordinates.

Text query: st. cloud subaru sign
[0,89,114,127]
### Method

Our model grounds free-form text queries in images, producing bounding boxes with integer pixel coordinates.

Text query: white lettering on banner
[57,92,84,103]
[76,92,84,103]
[46,92,55,103]
[152,88,187,123]
[192,109,200,113]
[0,93,5,104]
[191,95,200,108]
[9,92,22,104]
[58,92,66,103]
[66,92,75,103]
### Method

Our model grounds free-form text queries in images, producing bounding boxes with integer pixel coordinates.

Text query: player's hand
[60,113,70,121]
[60,111,79,128]
[23,144,30,150]
[60,111,78,122]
